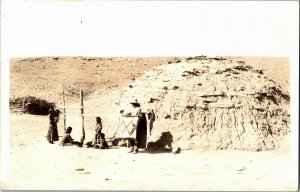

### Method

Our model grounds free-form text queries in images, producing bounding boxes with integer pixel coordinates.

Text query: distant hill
[10,57,179,105]
[10,56,289,106]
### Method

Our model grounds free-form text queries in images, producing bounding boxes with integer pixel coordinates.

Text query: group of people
[46,98,155,153]
[60,117,108,149]
[46,107,108,149]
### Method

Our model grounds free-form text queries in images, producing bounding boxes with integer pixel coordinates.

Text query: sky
[1,1,299,58]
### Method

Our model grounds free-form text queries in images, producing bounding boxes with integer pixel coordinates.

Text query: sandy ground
[2,113,295,191]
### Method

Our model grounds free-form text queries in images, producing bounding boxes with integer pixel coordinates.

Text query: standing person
[59,126,73,146]
[128,99,142,154]
[146,109,155,148]
[47,107,59,144]
[93,117,103,147]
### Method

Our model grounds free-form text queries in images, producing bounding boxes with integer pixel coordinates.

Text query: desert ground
[3,56,297,190]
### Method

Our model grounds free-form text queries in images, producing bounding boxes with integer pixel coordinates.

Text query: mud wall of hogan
[114,58,290,151]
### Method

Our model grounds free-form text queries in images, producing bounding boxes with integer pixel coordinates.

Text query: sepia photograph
[1,1,299,191]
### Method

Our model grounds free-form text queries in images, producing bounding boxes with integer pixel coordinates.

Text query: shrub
[10,96,55,115]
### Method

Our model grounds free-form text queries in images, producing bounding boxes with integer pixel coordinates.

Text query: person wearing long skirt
[128,99,142,153]
[47,107,59,144]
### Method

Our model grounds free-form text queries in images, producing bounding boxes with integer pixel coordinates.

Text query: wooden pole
[80,89,85,145]
[146,128,149,149]
[62,86,66,131]
[22,97,25,110]
[146,117,150,149]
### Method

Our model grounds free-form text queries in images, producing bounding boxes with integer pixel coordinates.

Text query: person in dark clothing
[94,133,109,149]
[59,127,73,146]
[93,117,103,147]
[146,109,155,149]
[54,109,60,123]
[147,109,155,135]
[47,107,59,144]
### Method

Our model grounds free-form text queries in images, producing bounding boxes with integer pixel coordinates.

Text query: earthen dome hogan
[117,58,290,151]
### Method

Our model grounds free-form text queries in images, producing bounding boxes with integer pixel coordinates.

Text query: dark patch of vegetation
[10,96,55,115]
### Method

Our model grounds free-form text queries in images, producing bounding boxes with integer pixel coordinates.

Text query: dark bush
[9,96,55,115]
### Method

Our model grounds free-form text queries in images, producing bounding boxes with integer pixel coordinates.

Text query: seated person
[59,127,73,146]
[94,133,108,149]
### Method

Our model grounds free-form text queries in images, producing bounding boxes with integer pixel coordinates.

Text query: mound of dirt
[114,57,290,151]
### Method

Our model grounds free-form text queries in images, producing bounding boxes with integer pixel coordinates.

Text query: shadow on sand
[142,131,174,154]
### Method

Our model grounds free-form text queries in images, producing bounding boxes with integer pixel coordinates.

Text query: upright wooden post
[22,97,25,110]
[146,123,150,149]
[62,87,66,131]
[80,89,85,145]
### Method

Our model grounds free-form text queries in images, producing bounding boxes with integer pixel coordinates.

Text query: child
[59,127,73,146]
[93,117,103,146]
[94,133,108,149]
